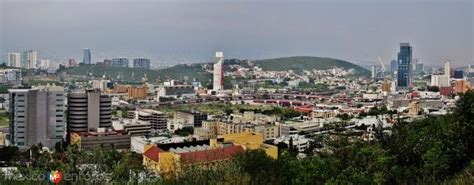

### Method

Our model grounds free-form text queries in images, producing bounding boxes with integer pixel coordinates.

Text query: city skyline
[1,0,472,67]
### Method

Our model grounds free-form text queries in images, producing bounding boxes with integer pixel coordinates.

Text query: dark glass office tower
[397,43,412,88]
[83,48,91,64]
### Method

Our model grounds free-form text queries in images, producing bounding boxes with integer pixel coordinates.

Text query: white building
[112,118,152,136]
[92,79,111,91]
[156,85,195,99]
[431,74,450,87]
[274,135,310,153]
[213,51,224,91]
[8,85,65,149]
[38,59,50,69]
[21,50,37,69]
[444,60,451,77]
[7,53,21,68]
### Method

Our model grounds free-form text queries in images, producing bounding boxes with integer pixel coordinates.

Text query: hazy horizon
[1,0,472,67]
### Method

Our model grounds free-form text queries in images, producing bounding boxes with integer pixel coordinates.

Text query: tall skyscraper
[67,89,112,133]
[213,51,224,91]
[133,58,151,69]
[21,50,37,69]
[7,53,21,68]
[9,86,65,149]
[83,48,91,64]
[444,60,451,77]
[397,43,412,88]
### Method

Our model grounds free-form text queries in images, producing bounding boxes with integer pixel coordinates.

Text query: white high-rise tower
[444,60,451,78]
[213,51,224,91]
[7,53,21,67]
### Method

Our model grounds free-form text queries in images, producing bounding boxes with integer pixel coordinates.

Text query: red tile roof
[143,145,163,162]
[179,146,244,164]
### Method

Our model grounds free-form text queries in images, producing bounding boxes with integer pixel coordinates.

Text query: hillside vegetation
[61,64,210,83]
[254,56,369,75]
[61,56,368,83]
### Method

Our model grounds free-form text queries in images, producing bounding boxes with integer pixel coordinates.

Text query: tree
[174,127,194,136]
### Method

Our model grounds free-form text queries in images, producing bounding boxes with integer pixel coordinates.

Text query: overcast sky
[1,0,472,67]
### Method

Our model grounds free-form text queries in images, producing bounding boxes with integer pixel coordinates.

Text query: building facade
[213,51,224,91]
[128,84,148,99]
[397,43,412,88]
[21,50,37,69]
[7,53,21,68]
[444,60,451,77]
[83,48,91,64]
[0,69,22,86]
[133,58,151,69]
[67,89,112,133]
[111,58,129,68]
[9,86,65,149]
[157,85,195,98]
[174,111,208,127]
[137,109,167,131]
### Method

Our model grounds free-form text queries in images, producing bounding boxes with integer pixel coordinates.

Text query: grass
[0,111,9,128]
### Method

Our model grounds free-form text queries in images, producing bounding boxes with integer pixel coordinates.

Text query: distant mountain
[253,56,369,75]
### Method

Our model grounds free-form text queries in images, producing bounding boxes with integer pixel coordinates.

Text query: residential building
[253,124,280,140]
[454,80,470,94]
[83,48,91,64]
[8,86,65,149]
[111,58,129,67]
[397,43,412,88]
[67,89,112,134]
[21,50,37,69]
[431,75,450,87]
[38,59,50,69]
[133,58,151,69]
[7,53,21,68]
[444,60,451,77]
[213,51,224,91]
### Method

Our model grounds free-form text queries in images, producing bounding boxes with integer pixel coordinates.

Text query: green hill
[254,56,369,75]
[61,64,210,83]
[61,56,367,84]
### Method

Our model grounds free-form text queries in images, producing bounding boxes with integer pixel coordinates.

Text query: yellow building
[222,132,278,159]
[143,132,278,177]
